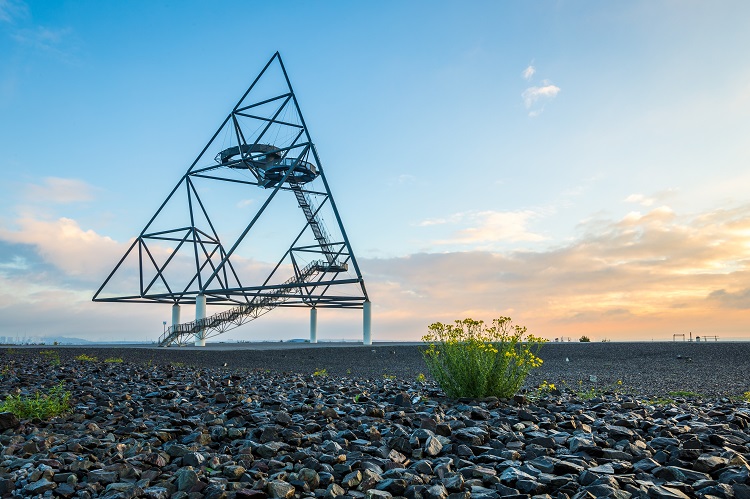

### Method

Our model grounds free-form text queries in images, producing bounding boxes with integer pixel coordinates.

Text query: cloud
[0,0,28,23]
[2,203,750,342]
[419,209,546,246]
[708,288,750,309]
[25,177,97,204]
[10,25,73,55]
[366,203,750,340]
[522,65,535,81]
[522,82,561,109]
[624,189,678,207]
[0,217,122,278]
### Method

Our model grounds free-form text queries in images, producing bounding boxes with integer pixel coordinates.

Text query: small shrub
[742,391,750,402]
[416,373,427,383]
[421,317,546,399]
[312,368,328,377]
[579,336,591,342]
[104,357,123,363]
[0,382,71,419]
[668,390,702,399]
[75,354,98,362]
[40,350,61,366]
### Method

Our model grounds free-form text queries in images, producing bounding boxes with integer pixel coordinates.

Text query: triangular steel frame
[93,53,368,341]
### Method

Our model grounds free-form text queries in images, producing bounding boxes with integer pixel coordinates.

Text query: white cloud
[522,83,561,108]
[2,203,750,342]
[420,209,546,246]
[625,193,654,206]
[365,203,750,340]
[25,177,97,204]
[0,217,122,277]
[0,0,27,23]
[521,79,561,117]
[522,65,536,81]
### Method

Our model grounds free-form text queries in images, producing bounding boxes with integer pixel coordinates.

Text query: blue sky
[1,1,750,343]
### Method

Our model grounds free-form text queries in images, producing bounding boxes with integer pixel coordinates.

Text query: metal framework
[93,52,368,346]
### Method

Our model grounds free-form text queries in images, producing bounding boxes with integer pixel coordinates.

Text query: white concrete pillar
[363,300,372,345]
[171,303,181,330]
[310,308,318,344]
[195,294,206,347]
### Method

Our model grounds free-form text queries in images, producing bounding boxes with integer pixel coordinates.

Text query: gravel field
[6,341,749,397]
[1,344,750,499]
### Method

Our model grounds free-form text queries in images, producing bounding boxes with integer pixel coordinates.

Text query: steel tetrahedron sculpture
[93,53,369,346]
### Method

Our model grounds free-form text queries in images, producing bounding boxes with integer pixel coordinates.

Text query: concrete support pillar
[171,303,181,330]
[195,294,206,347]
[310,308,317,344]
[363,300,372,345]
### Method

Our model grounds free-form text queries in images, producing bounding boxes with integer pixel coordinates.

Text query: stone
[647,485,690,499]
[223,465,246,479]
[182,451,205,467]
[325,482,346,498]
[424,435,443,456]
[423,483,449,499]
[365,490,393,499]
[0,411,20,430]
[176,468,198,492]
[25,478,56,494]
[267,480,295,499]
[393,392,412,408]
[142,487,170,499]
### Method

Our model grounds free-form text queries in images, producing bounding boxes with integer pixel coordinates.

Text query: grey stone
[267,480,295,499]
[0,412,20,430]
[25,478,56,494]
[176,468,198,492]
[647,485,690,499]
[142,487,170,499]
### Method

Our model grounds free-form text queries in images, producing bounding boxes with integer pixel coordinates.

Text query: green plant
[416,373,427,383]
[382,373,396,380]
[170,362,184,368]
[0,382,71,419]
[104,357,123,363]
[579,336,591,342]
[421,317,546,399]
[353,394,362,403]
[668,390,702,399]
[40,350,61,366]
[75,354,98,362]
[742,391,750,402]
[312,368,328,377]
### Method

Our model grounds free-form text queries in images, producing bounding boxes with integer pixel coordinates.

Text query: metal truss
[93,52,368,344]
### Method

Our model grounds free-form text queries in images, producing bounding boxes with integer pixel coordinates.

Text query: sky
[1,0,749,343]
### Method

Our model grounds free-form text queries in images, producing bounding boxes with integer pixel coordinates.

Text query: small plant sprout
[313,368,328,377]
[75,354,98,362]
[104,357,124,363]
[416,373,427,383]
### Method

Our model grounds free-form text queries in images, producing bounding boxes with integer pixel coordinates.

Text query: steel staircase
[290,184,338,266]
[158,259,327,347]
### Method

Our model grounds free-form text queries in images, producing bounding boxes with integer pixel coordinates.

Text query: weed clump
[421,317,545,399]
[0,382,71,420]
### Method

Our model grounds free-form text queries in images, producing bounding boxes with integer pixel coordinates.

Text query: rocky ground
[0,344,749,499]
